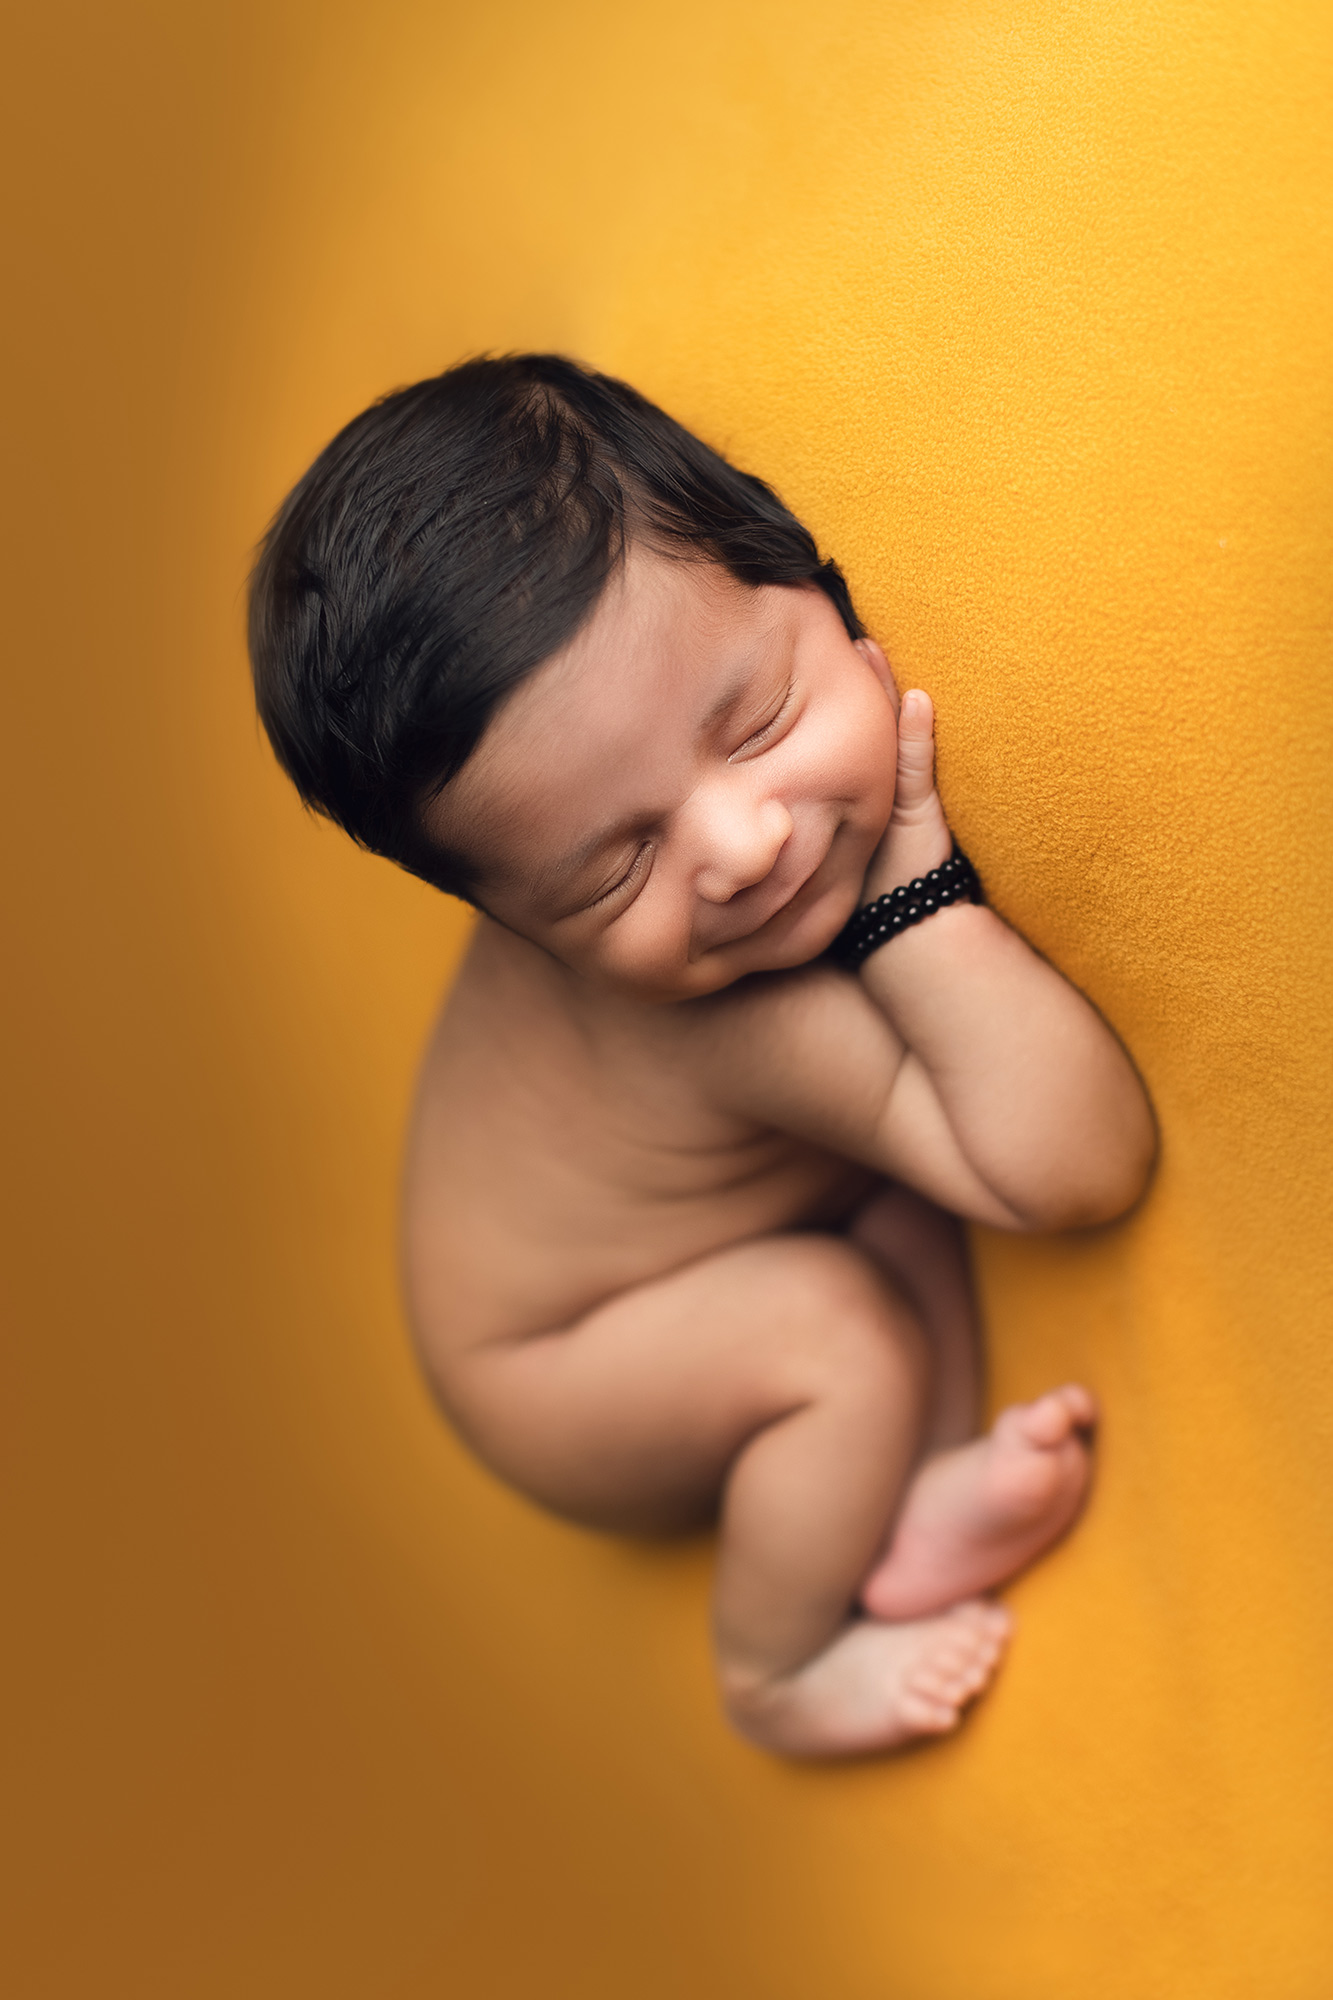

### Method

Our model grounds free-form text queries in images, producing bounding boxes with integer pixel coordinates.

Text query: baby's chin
[725,879,860,980]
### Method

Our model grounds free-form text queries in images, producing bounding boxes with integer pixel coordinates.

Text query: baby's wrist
[862,817,955,903]
[832,842,985,973]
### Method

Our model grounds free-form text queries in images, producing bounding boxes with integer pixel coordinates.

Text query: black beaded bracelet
[828,843,984,971]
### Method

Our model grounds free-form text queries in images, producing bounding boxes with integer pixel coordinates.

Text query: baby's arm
[705,694,1155,1231]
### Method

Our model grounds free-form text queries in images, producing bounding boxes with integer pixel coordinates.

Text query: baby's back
[404,918,869,1376]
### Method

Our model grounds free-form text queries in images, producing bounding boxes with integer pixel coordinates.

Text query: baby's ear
[855,637,899,712]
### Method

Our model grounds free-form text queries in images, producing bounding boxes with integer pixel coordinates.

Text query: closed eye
[584,841,652,912]
[730,684,795,761]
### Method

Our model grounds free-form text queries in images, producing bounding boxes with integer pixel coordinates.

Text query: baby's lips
[707,844,833,951]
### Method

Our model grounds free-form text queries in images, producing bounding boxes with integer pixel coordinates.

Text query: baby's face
[430,544,899,1001]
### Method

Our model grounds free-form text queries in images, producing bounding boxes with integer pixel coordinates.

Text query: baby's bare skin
[404,548,1154,1757]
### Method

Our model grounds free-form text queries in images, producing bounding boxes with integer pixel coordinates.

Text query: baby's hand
[863,690,955,898]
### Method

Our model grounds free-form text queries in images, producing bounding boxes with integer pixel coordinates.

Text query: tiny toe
[936,1656,977,1689]
[1021,1395,1074,1446]
[1062,1383,1098,1427]
[930,1642,971,1673]
[902,1691,959,1734]
[957,1599,1011,1636]
[911,1651,964,1687]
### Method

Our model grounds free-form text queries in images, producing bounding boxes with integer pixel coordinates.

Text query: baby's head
[250,355,900,1000]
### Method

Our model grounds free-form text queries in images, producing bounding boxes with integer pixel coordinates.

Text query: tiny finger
[894,691,937,803]
[899,688,934,732]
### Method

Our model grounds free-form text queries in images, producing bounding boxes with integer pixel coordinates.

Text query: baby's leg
[849,1183,984,1451]
[851,1184,1097,1621]
[440,1232,1008,1759]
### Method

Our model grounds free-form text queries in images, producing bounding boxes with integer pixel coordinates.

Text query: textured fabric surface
[5,2,1330,1993]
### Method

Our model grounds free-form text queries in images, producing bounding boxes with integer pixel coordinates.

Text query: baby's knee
[764,1234,928,1403]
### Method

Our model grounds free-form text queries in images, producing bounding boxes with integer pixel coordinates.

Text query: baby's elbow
[1018,1121,1157,1233]
[1101,1098,1159,1220]
[1034,1176,1144,1234]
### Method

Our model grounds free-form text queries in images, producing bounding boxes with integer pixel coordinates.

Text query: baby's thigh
[446,1231,926,1534]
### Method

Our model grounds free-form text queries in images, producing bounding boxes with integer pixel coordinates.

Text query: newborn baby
[249,354,1154,1757]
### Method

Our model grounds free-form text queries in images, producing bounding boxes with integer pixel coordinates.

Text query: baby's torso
[403,919,872,1360]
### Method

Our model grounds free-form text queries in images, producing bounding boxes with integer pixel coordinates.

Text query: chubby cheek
[579,887,700,999]
[839,690,898,824]
[795,644,892,778]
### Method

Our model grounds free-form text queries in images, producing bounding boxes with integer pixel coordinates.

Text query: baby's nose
[693,791,794,904]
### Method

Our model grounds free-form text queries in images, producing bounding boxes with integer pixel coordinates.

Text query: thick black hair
[248,353,862,897]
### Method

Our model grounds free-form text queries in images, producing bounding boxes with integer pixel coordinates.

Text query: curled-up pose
[249,355,1155,1757]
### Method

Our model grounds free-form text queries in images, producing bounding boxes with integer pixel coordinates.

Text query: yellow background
[5,2,1331,1993]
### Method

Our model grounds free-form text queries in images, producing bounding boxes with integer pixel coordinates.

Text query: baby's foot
[723,1600,1011,1759]
[860,1386,1096,1622]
